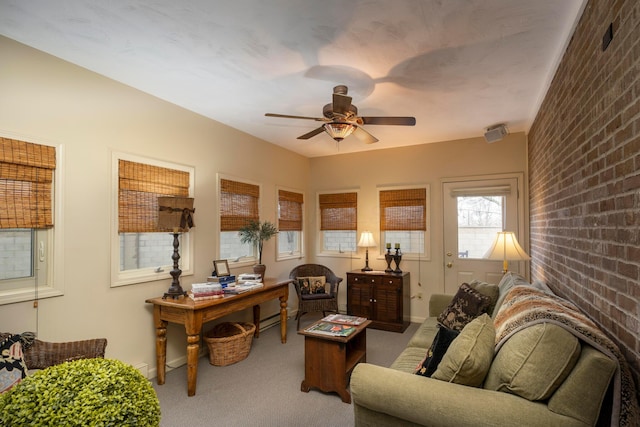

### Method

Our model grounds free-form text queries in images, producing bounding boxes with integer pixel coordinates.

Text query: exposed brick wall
[528,0,640,401]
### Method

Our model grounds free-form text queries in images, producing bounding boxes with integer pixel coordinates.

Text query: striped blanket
[494,286,639,427]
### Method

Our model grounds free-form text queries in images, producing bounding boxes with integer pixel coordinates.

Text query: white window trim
[276,185,304,261]
[377,184,431,261]
[0,141,65,305]
[316,189,359,258]
[110,151,195,287]
[217,173,262,269]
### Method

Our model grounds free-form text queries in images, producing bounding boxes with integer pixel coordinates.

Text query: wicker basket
[204,322,256,366]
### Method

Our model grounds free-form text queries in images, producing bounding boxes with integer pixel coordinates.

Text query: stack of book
[237,273,262,284]
[189,283,224,301]
[223,281,264,294]
[207,275,236,288]
[303,314,367,337]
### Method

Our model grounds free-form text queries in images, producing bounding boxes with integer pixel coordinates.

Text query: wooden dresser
[346,270,410,332]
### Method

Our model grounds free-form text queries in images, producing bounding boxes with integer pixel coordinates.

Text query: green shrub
[0,358,161,426]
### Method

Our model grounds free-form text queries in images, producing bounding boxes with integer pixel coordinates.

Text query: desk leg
[152,306,167,385]
[253,304,261,338]
[280,294,288,343]
[186,333,199,396]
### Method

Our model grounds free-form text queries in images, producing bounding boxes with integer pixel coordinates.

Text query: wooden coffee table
[298,319,371,403]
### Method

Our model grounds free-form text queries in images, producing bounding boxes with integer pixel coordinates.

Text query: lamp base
[361,248,372,271]
[162,232,187,300]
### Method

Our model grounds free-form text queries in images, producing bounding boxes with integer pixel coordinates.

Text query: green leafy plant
[238,219,278,264]
[0,358,161,426]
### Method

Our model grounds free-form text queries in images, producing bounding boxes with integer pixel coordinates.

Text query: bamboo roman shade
[220,179,259,231]
[278,190,303,231]
[118,159,190,233]
[319,192,357,231]
[380,188,426,231]
[0,137,56,229]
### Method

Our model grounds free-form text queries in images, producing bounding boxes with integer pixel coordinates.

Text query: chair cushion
[483,322,581,401]
[300,293,333,300]
[0,334,29,393]
[297,276,327,294]
[431,314,495,387]
[437,283,492,331]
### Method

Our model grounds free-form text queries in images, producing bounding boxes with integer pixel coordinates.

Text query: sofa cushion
[484,322,581,401]
[406,317,441,349]
[468,280,499,316]
[431,314,495,387]
[437,283,492,331]
[390,346,429,374]
[415,326,460,377]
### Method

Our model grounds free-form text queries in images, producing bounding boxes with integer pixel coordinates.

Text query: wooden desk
[146,278,290,396]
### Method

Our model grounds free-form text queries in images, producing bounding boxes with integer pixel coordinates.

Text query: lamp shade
[324,122,355,141]
[484,231,530,261]
[358,231,377,248]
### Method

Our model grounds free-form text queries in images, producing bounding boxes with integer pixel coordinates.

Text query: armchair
[289,264,342,329]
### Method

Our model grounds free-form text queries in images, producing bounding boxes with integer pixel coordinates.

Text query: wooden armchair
[1,333,107,370]
[289,264,342,329]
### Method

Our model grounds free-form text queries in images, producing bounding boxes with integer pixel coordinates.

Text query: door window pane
[457,196,503,258]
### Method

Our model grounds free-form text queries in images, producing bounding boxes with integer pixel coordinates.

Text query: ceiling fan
[265,85,416,144]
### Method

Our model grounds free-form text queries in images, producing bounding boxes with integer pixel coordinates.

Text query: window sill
[0,286,63,306]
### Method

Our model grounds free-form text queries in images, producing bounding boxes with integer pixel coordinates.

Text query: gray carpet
[153,315,419,427]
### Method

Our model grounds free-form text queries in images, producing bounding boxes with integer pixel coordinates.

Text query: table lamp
[158,196,195,299]
[484,231,530,274]
[357,231,377,271]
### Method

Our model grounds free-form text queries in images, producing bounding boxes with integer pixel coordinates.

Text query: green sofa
[351,273,623,427]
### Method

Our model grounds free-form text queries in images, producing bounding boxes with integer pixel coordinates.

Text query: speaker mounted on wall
[484,124,508,143]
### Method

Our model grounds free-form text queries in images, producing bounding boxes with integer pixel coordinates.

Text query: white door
[442,175,526,294]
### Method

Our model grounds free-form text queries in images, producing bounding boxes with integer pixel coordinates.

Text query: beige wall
[0,36,309,375]
[0,35,528,377]
[307,133,528,320]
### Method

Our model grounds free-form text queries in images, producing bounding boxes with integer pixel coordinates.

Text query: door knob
[446,262,453,268]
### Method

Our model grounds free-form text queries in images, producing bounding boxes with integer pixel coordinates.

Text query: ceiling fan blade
[360,116,416,126]
[332,93,352,116]
[353,126,379,144]
[297,126,326,140]
[265,113,326,121]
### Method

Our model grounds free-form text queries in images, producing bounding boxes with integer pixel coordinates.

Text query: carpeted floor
[153,315,419,427]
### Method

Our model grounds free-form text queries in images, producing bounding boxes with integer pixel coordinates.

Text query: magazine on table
[305,321,357,337]
[321,314,367,325]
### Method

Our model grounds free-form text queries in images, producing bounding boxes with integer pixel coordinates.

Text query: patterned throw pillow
[297,276,327,294]
[437,283,492,331]
[415,326,460,377]
[0,334,29,393]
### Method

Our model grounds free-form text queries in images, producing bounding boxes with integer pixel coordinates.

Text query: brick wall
[528,0,640,399]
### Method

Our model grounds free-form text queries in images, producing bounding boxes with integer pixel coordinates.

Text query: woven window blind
[380,188,426,231]
[319,192,357,231]
[278,190,303,231]
[0,137,56,229]
[118,159,190,233]
[220,179,259,231]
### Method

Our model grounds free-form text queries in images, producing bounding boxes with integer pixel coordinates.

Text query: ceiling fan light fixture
[324,122,355,141]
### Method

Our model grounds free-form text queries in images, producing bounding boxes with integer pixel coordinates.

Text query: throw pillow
[437,283,492,330]
[468,280,499,316]
[431,313,495,387]
[415,326,460,377]
[297,276,327,294]
[0,334,29,393]
[483,322,581,401]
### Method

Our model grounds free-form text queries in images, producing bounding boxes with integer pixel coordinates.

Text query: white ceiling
[0,0,585,157]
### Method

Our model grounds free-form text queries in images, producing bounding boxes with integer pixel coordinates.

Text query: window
[318,191,357,254]
[0,137,61,304]
[219,177,260,264]
[111,153,194,287]
[277,188,303,259]
[379,186,429,257]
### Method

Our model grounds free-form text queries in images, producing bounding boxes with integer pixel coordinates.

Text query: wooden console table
[145,278,291,396]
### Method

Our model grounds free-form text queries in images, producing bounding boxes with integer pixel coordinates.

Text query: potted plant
[0,358,161,426]
[238,219,278,278]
